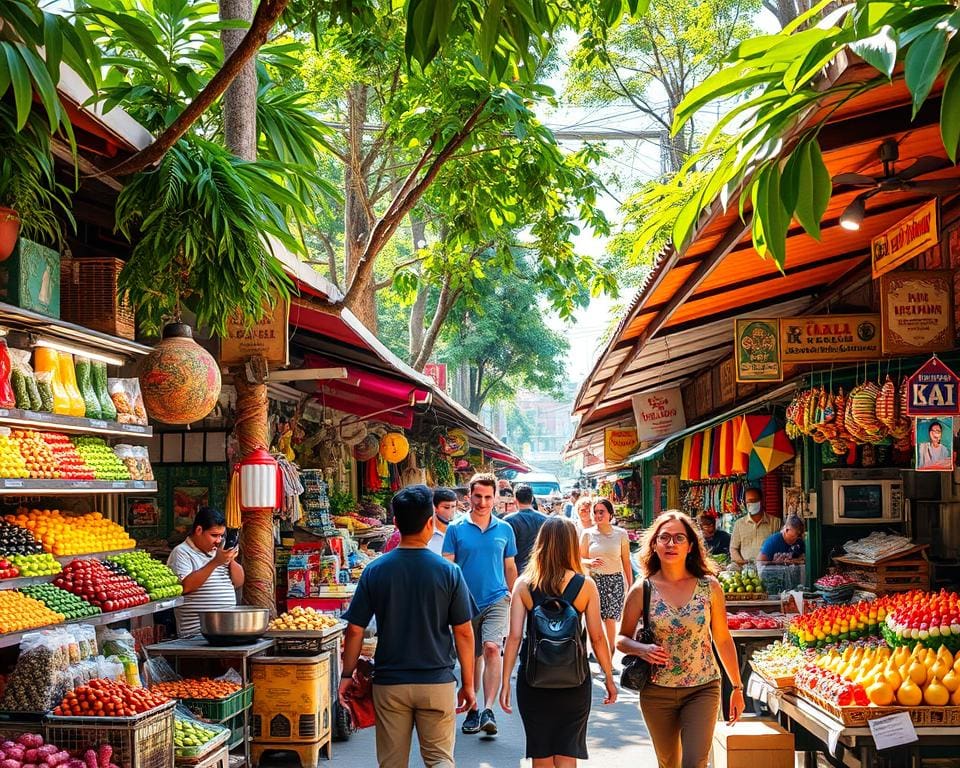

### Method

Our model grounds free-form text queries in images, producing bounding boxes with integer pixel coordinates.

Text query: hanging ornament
[139,323,221,424]
[379,432,410,463]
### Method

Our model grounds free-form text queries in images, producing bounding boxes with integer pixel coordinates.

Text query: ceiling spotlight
[839,196,866,231]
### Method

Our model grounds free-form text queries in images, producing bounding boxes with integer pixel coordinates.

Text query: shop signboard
[905,355,960,417]
[220,296,290,367]
[718,357,736,404]
[779,314,881,362]
[872,198,939,278]
[881,270,955,355]
[631,388,686,443]
[734,318,782,382]
[604,427,639,465]
[423,362,447,390]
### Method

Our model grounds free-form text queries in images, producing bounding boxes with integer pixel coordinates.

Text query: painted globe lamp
[139,323,221,424]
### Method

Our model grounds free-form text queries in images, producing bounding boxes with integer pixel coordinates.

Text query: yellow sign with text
[779,314,882,362]
[604,428,639,465]
[220,297,290,368]
[872,199,939,279]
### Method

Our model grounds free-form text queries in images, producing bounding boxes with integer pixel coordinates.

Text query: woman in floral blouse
[616,510,743,768]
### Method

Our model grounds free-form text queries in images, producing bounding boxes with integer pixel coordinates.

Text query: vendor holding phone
[167,507,245,637]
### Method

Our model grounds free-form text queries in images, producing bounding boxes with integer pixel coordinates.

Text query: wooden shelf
[0,479,157,495]
[0,406,151,437]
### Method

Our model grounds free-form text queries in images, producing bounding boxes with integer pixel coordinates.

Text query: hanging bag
[524,574,588,688]
[620,579,653,692]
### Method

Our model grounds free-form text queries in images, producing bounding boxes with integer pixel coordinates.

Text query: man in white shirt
[167,507,245,637]
[729,487,778,565]
[429,488,458,556]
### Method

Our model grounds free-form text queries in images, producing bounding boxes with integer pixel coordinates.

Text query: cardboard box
[711,717,794,768]
[0,238,60,317]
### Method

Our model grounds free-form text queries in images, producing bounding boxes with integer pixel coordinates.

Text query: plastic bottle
[57,353,87,417]
[33,347,72,415]
[0,340,15,408]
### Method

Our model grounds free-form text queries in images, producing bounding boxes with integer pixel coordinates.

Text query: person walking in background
[500,517,617,767]
[504,484,549,575]
[729,487,777,565]
[382,487,458,554]
[444,473,518,737]
[497,487,518,518]
[580,498,632,660]
[617,510,744,768]
[339,485,476,768]
[562,488,581,519]
[573,496,594,535]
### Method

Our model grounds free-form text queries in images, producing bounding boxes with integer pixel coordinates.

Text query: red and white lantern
[235,448,282,511]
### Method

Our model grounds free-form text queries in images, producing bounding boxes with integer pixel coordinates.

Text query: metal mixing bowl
[198,607,270,645]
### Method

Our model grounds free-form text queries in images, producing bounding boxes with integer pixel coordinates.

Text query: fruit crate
[175,742,228,768]
[44,700,175,768]
[0,710,44,741]
[175,721,229,761]
[834,553,931,594]
[797,688,960,727]
[60,257,135,339]
[223,711,245,750]
[178,685,252,723]
[748,662,794,691]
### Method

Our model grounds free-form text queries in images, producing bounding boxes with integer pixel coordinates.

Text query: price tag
[869,712,918,750]
[111,482,126,489]
[4,479,23,488]
[89,420,108,429]
[0,409,8,417]
[133,480,145,488]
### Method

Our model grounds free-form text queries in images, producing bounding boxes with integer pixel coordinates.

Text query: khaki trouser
[639,680,721,768]
[372,682,457,768]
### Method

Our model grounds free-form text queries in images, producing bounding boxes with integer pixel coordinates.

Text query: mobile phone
[223,528,240,550]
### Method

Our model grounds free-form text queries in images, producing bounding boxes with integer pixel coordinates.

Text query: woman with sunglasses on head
[616,510,743,768]
[580,498,633,660]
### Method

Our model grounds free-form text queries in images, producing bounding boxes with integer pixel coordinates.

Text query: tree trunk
[411,275,458,372]
[220,0,257,161]
[407,216,428,363]
[343,85,377,330]
[220,0,272,614]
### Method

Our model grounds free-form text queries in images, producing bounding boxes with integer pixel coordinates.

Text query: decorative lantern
[379,432,409,463]
[236,448,282,511]
[139,323,221,424]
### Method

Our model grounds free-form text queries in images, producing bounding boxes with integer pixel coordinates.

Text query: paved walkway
[331,659,656,767]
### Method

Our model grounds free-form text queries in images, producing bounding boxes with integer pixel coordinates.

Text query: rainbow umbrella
[741,415,795,480]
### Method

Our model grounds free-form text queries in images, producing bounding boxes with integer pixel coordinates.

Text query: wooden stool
[251,738,331,767]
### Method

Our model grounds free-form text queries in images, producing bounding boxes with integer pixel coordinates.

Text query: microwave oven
[821,469,904,525]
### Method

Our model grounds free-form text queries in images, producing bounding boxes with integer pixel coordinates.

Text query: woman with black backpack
[499,516,617,767]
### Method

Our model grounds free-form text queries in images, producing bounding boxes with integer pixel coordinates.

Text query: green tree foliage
[439,259,569,413]
[646,0,960,269]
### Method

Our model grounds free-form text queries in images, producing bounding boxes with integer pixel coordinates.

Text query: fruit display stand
[43,699,176,768]
[143,638,274,767]
[746,675,960,768]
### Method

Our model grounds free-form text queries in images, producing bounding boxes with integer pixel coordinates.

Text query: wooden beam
[51,140,123,192]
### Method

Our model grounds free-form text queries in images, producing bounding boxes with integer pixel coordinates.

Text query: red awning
[483,449,531,472]
[314,390,414,428]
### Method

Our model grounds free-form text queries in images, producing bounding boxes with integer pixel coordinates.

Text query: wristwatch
[732,684,744,691]
[340,672,353,680]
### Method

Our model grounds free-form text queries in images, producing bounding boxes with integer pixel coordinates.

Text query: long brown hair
[523,517,583,596]
[639,510,717,578]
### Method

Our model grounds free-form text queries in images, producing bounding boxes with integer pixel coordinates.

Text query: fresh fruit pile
[719,569,766,595]
[107,551,182,599]
[0,431,29,478]
[815,574,857,589]
[53,558,149,612]
[0,557,20,579]
[789,598,896,648]
[7,552,61,576]
[0,589,63,633]
[0,519,43,555]
[5,509,135,555]
[882,589,960,651]
[750,641,809,682]
[0,733,73,768]
[51,678,168,717]
[795,662,870,707]
[40,433,96,481]
[174,717,225,757]
[812,642,960,707]
[19,583,100,619]
[727,611,784,631]
[12,430,62,478]
[268,606,342,631]
[151,678,241,700]
[71,437,130,481]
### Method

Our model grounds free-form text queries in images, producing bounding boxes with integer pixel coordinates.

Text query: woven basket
[60,257,135,339]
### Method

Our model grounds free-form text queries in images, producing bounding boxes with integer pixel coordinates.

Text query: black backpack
[524,574,588,688]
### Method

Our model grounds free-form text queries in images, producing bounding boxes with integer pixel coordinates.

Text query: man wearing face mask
[429,487,459,555]
[729,487,778,565]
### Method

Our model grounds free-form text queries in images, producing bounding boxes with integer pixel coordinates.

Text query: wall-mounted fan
[833,139,955,230]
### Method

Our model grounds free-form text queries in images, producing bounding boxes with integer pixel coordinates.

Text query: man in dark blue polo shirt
[340,485,475,768]
[504,483,548,575]
[443,473,517,737]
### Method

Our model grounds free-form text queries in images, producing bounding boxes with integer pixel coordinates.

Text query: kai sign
[906,356,960,417]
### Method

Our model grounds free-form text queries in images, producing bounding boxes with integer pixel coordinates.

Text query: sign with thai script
[220,297,290,367]
[423,363,447,391]
[734,318,782,382]
[779,314,881,362]
[631,388,686,443]
[881,270,955,355]
[906,355,960,417]
[872,199,939,278]
[604,427,639,465]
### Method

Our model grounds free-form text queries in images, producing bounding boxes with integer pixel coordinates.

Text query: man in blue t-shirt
[443,473,518,737]
[504,483,548,575]
[757,515,806,563]
[340,485,476,768]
